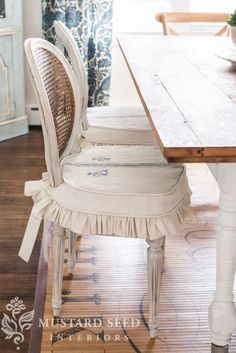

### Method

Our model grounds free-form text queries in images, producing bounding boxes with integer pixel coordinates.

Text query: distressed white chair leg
[161,236,166,274]
[147,237,164,338]
[68,231,78,274]
[209,164,236,351]
[42,219,51,262]
[51,223,65,317]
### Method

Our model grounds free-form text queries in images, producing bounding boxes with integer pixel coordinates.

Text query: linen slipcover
[19,145,191,262]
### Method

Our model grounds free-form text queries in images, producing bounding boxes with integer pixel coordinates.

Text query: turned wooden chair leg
[161,236,166,274]
[68,231,78,274]
[51,223,65,317]
[147,237,164,338]
[42,219,51,262]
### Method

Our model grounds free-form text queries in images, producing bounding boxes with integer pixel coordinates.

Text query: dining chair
[155,12,229,36]
[54,20,156,146]
[19,37,191,338]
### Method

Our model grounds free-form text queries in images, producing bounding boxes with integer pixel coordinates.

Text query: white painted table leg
[147,237,164,338]
[51,223,65,317]
[209,163,236,350]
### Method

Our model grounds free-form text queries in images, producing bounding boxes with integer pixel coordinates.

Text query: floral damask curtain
[42,0,113,107]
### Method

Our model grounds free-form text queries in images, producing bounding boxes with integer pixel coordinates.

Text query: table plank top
[118,35,236,162]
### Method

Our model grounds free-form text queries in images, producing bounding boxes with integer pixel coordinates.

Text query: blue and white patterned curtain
[42,0,113,107]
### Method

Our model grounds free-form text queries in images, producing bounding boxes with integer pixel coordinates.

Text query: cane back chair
[19,38,191,338]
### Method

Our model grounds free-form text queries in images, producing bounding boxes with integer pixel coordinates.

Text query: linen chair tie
[18,173,52,262]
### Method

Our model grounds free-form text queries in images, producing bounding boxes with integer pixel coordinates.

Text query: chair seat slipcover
[83,106,156,145]
[19,145,190,262]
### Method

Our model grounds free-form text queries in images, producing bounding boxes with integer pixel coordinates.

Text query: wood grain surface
[118,35,236,162]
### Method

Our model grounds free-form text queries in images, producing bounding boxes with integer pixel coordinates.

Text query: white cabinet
[0,0,28,141]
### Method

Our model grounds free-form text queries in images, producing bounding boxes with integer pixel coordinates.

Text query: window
[190,0,236,13]
[113,0,236,36]
[113,0,172,34]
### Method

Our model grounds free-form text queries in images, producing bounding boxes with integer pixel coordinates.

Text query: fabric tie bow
[18,173,53,262]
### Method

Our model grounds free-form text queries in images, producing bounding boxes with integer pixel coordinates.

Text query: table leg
[209,164,236,351]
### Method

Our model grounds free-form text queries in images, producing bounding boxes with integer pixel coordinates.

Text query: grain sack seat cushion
[44,145,191,238]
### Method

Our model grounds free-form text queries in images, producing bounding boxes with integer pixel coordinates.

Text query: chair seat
[45,146,190,239]
[83,106,156,145]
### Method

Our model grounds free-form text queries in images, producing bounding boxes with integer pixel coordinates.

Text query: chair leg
[161,236,166,274]
[42,219,51,262]
[51,223,65,317]
[147,237,164,338]
[68,231,78,274]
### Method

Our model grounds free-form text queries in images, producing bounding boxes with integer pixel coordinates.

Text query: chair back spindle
[54,21,89,130]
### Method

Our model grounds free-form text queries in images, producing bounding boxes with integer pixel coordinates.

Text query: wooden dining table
[118,34,236,353]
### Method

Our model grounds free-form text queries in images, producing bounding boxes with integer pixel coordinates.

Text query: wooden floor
[40,164,236,352]
[0,128,45,353]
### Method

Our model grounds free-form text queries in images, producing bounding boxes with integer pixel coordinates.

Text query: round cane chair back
[24,38,83,186]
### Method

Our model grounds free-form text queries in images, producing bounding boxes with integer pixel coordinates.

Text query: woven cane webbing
[33,47,75,156]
